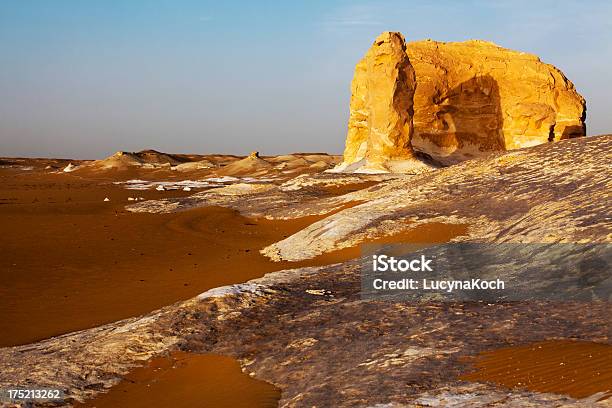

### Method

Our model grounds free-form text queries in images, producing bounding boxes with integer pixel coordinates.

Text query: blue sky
[1,0,611,158]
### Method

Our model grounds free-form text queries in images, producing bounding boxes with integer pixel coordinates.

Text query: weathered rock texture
[266,135,611,262]
[407,39,586,164]
[1,136,610,407]
[334,32,419,173]
[338,34,587,169]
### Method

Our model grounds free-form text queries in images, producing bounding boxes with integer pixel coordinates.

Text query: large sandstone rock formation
[407,39,586,164]
[336,34,587,170]
[333,32,419,173]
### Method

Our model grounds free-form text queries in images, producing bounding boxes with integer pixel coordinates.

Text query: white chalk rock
[63,163,77,172]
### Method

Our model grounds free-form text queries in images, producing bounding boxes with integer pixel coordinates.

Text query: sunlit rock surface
[337,34,587,170]
[407,39,586,164]
[334,32,421,173]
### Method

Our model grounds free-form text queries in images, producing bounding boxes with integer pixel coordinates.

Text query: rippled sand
[462,340,612,400]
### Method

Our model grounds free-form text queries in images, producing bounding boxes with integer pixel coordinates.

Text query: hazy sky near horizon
[1,0,611,159]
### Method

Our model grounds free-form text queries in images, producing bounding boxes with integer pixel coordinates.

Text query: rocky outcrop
[266,135,610,262]
[83,150,188,170]
[407,39,586,164]
[215,151,273,176]
[334,32,420,173]
[337,34,587,170]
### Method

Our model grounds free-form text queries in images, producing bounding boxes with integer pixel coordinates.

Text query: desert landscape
[0,22,610,408]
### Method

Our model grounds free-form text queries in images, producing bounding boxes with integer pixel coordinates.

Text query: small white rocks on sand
[155,185,166,191]
[103,197,110,202]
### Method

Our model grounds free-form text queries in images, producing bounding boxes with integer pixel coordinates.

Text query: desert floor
[0,140,610,407]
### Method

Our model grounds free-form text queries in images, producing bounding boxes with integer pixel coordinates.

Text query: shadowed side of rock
[410,73,505,163]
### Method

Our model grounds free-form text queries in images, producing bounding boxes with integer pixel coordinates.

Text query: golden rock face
[337,34,586,170]
[336,32,418,173]
[407,39,586,164]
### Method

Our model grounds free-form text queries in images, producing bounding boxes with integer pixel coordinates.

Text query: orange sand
[74,351,280,408]
[461,340,612,400]
[0,169,467,347]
